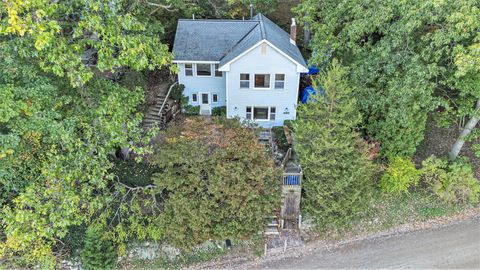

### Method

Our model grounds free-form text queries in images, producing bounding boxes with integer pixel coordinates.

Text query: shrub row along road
[259,218,480,269]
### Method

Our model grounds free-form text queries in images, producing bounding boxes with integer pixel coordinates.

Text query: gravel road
[258,217,480,269]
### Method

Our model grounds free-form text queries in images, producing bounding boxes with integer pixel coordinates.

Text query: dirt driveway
[257,217,480,269]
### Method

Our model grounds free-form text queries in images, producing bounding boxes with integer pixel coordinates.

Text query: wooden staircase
[142,82,179,130]
[264,216,281,235]
[142,92,168,129]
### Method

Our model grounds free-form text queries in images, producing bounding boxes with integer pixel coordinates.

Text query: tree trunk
[449,99,480,160]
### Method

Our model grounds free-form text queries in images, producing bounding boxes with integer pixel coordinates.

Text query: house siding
[177,63,226,108]
[225,42,300,127]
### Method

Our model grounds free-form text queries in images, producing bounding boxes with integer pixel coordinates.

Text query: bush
[272,126,289,152]
[183,105,200,116]
[150,118,281,247]
[283,120,294,131]
[421,156,480,204]
[212,106,226,117]
[80,225,117,270]
[170,84,185,102]
[380,157,420,194]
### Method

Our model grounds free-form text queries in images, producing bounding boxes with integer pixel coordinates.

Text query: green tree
[149,117,281,247]
[0,39,152,268]
[80,225,117,270]
[296,0,479,159]
[0,0,172,87]
[292,60,374,229]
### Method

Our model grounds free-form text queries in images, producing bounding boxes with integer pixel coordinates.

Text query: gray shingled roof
[173,14,307,68]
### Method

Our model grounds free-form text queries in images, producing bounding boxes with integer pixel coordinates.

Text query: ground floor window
[212,93,218,103]
[192,93,198,102]
[245,106,276,121]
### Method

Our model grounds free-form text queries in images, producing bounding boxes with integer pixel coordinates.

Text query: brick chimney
[290,18,297,44]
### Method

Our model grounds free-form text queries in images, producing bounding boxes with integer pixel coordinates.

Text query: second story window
[254,74,270,88]
[214,64,222,77]
[240,73,250,88]
[185,64,193,76]
[196,64,211,76]
[275,74,285,89]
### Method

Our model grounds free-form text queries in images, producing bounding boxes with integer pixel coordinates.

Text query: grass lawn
[310,190,472,241]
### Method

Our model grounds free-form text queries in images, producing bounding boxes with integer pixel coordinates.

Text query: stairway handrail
[158,81,178,116]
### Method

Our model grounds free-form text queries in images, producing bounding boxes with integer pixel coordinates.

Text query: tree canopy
[292,60,374,228]
[0,38,150,267]
[296,0,480,159]
[149,118,281,247]
[1,0,173,87]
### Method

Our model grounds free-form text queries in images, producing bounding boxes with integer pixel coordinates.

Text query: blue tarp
[308,66,320,75]
[301,86,326,104]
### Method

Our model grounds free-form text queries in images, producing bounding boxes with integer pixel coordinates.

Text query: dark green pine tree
[80,225,117,270]
[293,60,374,229]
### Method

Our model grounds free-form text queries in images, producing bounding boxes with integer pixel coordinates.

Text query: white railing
[158,81,178,116]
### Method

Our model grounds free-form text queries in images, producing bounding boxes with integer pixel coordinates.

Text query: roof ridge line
[178,19,260,22]
[219,22,260,62]
[258,14,266,39]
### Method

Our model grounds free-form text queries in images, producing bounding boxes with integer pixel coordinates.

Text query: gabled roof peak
[173,13,306,68]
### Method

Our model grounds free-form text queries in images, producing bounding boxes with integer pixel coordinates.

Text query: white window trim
[195,63,213,77]
[270,106,276,120]
[212,93,219,103]
[192,93,198,103]
[185,63,194,77]
[246,106,276,121]
[274,74,285,89]
[253,74,271,90]
[240,73,250,89]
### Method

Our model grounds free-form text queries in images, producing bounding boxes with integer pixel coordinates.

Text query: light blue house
[173,14,308,127]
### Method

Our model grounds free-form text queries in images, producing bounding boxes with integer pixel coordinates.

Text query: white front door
[199,92,211,115]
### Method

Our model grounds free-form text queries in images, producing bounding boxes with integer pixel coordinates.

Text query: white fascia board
[218,39,308,73]
[173,60,219,64]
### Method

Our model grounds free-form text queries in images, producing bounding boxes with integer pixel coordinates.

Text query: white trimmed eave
[217,39,309,73]
[172,60,220,64]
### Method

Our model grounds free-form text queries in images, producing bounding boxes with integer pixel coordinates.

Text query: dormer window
[196,64,211,76]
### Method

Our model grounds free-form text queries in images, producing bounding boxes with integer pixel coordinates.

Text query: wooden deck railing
[281,148,292,168]
[158,81,178,116]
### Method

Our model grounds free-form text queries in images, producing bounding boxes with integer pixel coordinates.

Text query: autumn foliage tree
[0,0,172,266]
[149,118,281,247]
